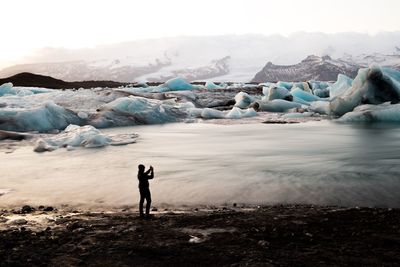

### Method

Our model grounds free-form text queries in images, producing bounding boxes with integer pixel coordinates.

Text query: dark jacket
[138,169,154,188]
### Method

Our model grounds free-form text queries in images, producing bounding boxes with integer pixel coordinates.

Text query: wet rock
[151,207,158,212]
[12,219,28,225]
[66,222,82,231]
[43,206,54,212]
[21,205,35,214]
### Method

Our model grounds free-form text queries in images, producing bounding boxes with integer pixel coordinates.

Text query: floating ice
[313,88,330,98]
[253,99,302,112]
[310,101,331,115]
[276,81,293,90]
[196,106,258,120]
[328,74,353,98]
[200,108,226,119]
[264,86,292,101]
[225,107,258,119]
[234,92,255,109]
[0,83,53,97]
[162,77,195,91]
[92,96,188,127]
[331,67,400,116]
[338,102,400,122]
[291,87,322,102]
[33,124,138,152]
[204,81,223,90]
[0,101,84,132]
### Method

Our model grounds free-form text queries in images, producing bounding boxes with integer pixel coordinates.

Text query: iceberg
[252,99,302,112]
[328,74,353,98]
[204,81,223,90]
[33,124,138,152]
[291,87,322,102]
[264,86,292,101]
[0,101,84,132]
[161,77,195,91]
[276,81,293,90]
[225,107,258,119]
[338,102,400,122]
[310,101,331,115]
[0,83,53,97]
[91,96,188,128]
[234,92,255,109]
[331,67,400,116]
[200,108,226,119]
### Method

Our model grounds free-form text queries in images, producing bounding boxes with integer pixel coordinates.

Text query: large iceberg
[330,67,400,116]
[91,96,189,128]
[338,102,400,122]
[0,101,84,132]
[34,124,138,152]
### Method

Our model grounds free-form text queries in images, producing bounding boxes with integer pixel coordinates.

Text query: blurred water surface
[1,121,400,208]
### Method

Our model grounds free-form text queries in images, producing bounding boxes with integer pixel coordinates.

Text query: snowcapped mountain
[251,55,360,82]
[339,53,400,68]
[0,33,400,82]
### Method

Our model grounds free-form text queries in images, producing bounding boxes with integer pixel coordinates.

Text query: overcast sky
[1,0,399,67]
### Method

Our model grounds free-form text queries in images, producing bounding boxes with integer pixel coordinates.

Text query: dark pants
[139,187,151,216]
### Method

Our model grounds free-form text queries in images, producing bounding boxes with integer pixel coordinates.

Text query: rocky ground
[0,205,399,266]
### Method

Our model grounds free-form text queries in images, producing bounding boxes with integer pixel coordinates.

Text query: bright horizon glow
[1,0,400,67]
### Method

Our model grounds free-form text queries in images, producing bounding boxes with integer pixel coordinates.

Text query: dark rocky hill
[0,72,127,89]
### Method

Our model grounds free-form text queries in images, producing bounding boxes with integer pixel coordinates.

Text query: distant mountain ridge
[252,53,400,82]
[1,33,400,82]
[252,55,360,82]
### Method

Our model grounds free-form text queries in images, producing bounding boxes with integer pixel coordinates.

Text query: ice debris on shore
[34,124,138,152]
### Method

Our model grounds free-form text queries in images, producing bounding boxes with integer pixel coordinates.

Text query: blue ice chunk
[291,87,321,102]
[234,92,255,109]
[328,74,353,98]
[331,67,400,116]
[204,81,223,90]
[0,83,54,96]
[313,88,330,98]
[226,107,258,119]
[0,83,14,96]
[254,99,302,112]
[265,86,291,101]
[93,96,188,127]
[338,102,400,122]
[276,81,293,90]
[310,101,331,115]
[0,101,84,132]
[200,108,225,119]
[292,96,310,106]
[162,77,194,91]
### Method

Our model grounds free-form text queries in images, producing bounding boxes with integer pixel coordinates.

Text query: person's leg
[139,190,145,217]
[145,190,152,216]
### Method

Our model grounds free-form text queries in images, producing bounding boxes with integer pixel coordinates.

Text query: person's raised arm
[148,166,154,179]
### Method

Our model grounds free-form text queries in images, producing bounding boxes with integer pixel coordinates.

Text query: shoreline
[1,204,399,266]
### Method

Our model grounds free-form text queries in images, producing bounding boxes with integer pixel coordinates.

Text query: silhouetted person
[137,164,154,218]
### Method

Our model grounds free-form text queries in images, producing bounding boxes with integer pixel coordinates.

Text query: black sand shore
[1,205,400,266]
